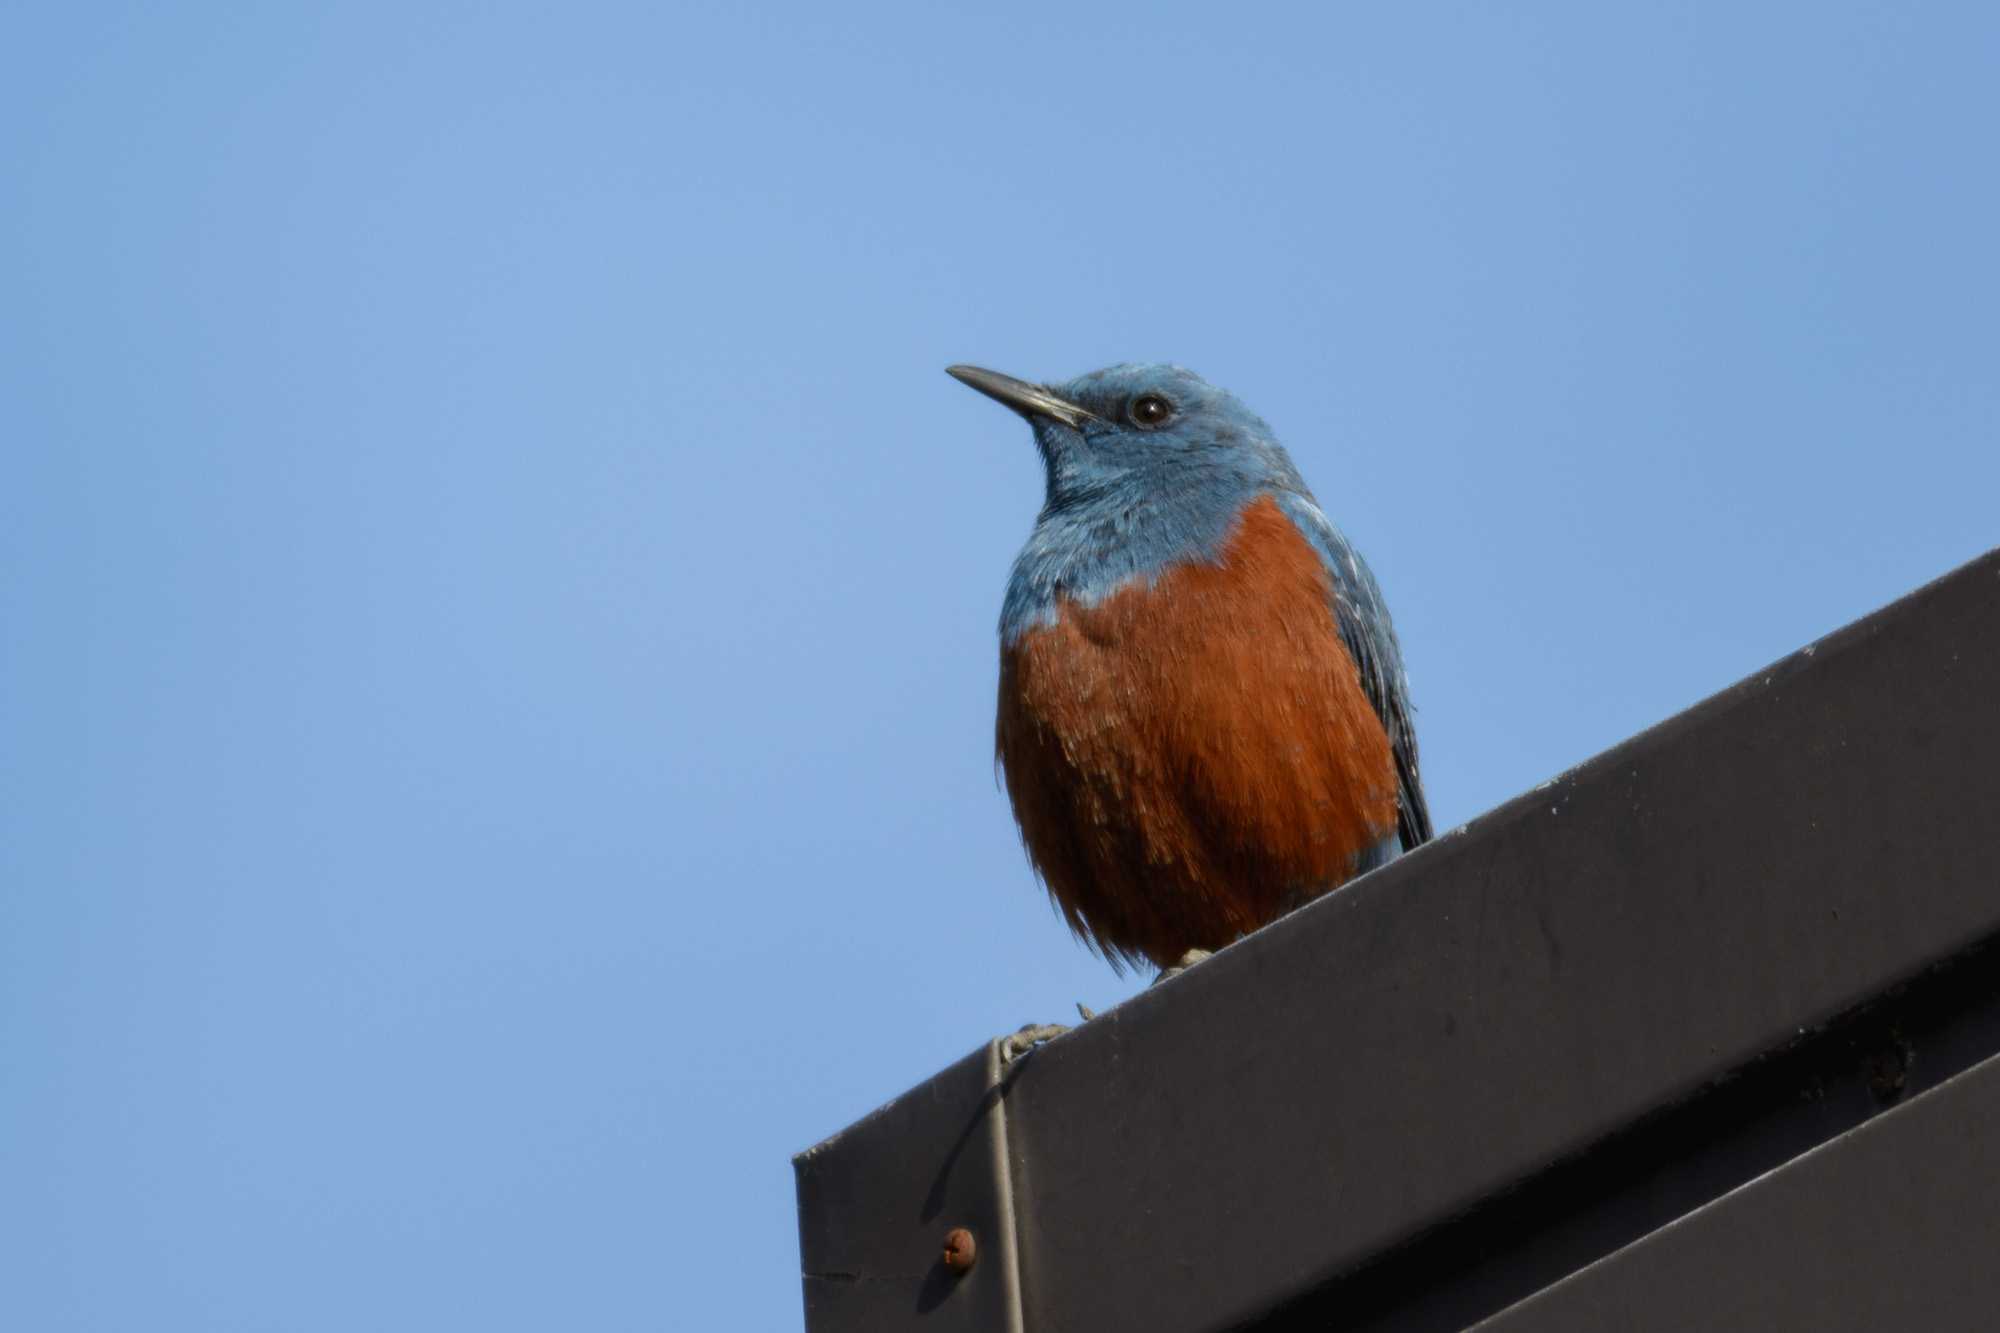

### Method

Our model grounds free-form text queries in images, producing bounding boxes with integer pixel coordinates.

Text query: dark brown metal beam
[796,547,2000,1332]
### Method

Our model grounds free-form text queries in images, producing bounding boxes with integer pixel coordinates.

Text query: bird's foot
[1153,948,1213,985]
[999,1023,1068,1063]
[997,1003,1097,1064]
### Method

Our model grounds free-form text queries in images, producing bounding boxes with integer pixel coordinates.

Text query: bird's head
[947,362,1303,509]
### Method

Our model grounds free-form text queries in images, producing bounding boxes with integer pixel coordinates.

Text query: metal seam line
[986,1042,1029,1333]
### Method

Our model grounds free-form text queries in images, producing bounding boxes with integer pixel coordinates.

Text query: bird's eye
[1128,394,1174,429]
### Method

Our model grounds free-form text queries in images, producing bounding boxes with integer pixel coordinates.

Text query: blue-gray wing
[1275,494,1433,850]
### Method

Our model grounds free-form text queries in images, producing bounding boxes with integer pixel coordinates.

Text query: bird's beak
[946,365,1099,430]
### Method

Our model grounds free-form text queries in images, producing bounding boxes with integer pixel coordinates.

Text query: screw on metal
[941,1226,977,1275]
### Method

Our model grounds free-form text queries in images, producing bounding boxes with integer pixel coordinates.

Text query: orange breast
[996,494,1398,971]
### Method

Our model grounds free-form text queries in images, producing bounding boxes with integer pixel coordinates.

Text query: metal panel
[1470,1050,2000,1333]
[795,548,2000,1331]
[1254,925,2000,1331]
[794,1046,1022,1332]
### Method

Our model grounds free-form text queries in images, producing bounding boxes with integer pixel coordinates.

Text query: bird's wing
[1275,494,1433,850]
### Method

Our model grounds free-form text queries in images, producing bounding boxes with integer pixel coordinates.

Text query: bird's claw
[999,1022,1070,1064]
[1154,948,1214,985]
[997,1001,1101,1064]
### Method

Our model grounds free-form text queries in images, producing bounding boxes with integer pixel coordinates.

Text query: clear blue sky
[4,3,1996,1328]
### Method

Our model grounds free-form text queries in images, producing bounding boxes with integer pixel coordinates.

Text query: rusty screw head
[941,1226,977,1275]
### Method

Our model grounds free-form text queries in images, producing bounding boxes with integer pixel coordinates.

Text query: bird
[950,362,1431,980]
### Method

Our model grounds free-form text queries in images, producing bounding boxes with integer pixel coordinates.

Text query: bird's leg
[1153,948,1213,985]
[997,1002,1097,1064]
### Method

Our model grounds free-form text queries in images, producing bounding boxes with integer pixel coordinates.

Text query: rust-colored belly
[996,495,1397,971]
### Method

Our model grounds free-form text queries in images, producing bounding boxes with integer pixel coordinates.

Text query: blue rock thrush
[950,362,1432,980]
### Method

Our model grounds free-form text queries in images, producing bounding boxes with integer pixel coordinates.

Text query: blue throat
[1001,469,1279,643]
